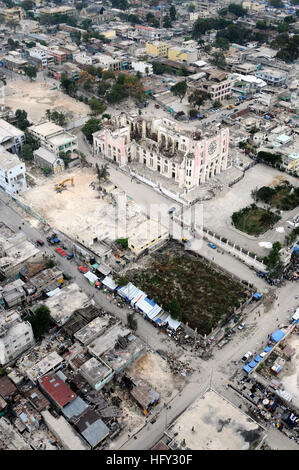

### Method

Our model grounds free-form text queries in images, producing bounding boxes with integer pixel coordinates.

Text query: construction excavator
[54,177,74,192]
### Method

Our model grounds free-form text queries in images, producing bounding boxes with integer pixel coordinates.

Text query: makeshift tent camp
[254,355,262,363]
[248,360,258,369]
[264,345,273,353]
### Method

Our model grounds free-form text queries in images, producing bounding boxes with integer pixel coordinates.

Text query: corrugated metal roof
[164,315,181,331]
[62,396,89,420]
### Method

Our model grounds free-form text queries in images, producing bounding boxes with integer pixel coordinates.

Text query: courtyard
[121,242,249,335]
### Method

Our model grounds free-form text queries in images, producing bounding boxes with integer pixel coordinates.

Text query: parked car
[67,253,74,260]
[208,243,216,249]
[36,239,44,246]
[78,266,88,274]
[238,322,246,330]
[56,247,66,256]
[168,207,175,214]
[241,351,252,362]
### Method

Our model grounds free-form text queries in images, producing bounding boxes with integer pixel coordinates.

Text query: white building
[255,68,288,87]
[0,119,25,154]
[29,46,53,68]
[131,61,153,76]
[28,122,78,156]
[94,53,122,71]
[135,25,163,41]
[73,52,94,66]
[0,147,26,195]
[0,311,34,366]
[93,114,231,189]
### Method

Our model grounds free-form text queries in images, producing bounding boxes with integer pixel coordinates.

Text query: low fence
[6,192,47,226]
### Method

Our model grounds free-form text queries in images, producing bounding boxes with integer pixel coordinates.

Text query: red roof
[39,374,77,408]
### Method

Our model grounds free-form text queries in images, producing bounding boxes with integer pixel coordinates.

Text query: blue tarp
[271,329,285,343]
[253,293,262,300]
[248,360,258,369]
[243,365,252,374]
[264,345,272,352]
[254,355,262,363]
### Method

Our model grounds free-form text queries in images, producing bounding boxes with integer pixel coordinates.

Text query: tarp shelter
[293,246,299,253]
[253,293,262,300]
[271,329,285,343]
[135,296,156,315]
[131,291,146,307]
[91,263,100,270]
[84,271,99,285]
[102,276,117,291]
[254,355,262,363]
[248,360,258,369]
[117,283,142,302]
[165,315,181,331]
[264,345,272,353]
[46,288,60,297]
[243,365,252,374]
[147,304,162,320]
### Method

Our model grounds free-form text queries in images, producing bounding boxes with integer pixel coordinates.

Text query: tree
[22,144,33,161]
[163,15,172,28]
[128,14,140,24]
[96,163,110,182]
[15,109,30,131]
[127,312,137,331]
[60,73,77,96]
[215,36,230,51]
[102,70,115,80]
[269,0,282,7]
[89,97,107,115]
[213,100,222,108]
[171,81,187,102]
[170,4,176,21]
[189,109,198,119]
[211,51,226,69]
[168,298,182,321]
[22,0,35,10]
[97,81,111,96]
[117,238,128,248]
[188,89,210,108]
[59,151,71,168]
[50,111,66,127]
[228,3,247,17]
[29,305,51,339]
[263,242,284,279]
[82,117,101,143]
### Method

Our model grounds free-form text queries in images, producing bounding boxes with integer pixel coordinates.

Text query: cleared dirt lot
[200,164,299,255]
[4,79,89,122]
[21,167,146,243]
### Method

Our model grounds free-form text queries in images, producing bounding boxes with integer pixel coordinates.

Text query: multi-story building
[146,41,168,57]
[29,46,53,68]
[255,68,288,87]
[168,47,198,64]
[93,115,230,189]
[46,47,67,65]
[38,6,76,17]
[0,119,25,154]
[135,25,162,41]
[0,311,34,366]
[191,71,234,102]
[0,7,23,24]
[94,53,122,71]
[0,148,26,195]
[131,61,153,75]
[28,122,78,156]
